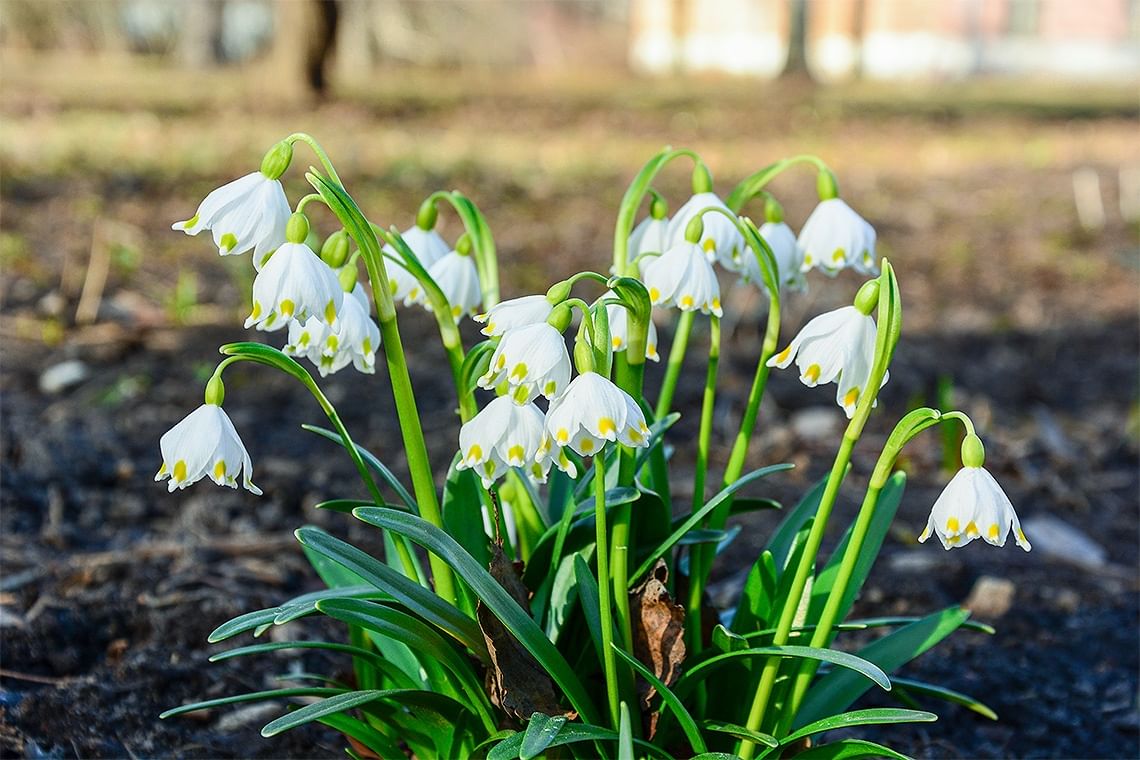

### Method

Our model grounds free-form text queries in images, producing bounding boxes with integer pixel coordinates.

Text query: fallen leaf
[629,559,686,736]
[478,542,575,721]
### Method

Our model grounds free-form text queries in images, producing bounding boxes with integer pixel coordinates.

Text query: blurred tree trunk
[271,0,339,99]
[178,0,223,68]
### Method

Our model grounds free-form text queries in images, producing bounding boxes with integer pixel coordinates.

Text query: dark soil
[2,72,1139,759]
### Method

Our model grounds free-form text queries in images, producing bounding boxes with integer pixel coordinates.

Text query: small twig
[0,667,76,686]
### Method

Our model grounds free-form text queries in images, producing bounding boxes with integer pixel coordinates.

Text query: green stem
[722,299,780,488]
[426,190,500,308]
[294,193,326,214]
[594,454,621,728]
[725,154,830,213]
[685,316,720,653]
[612,147,702,275]
[655,310,694,420]
[287,132,343,186]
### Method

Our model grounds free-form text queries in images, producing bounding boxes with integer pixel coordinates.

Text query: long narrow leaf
[778,708,936,748]
[261,690,390,737]
[704,722,778,748]
[520,712,568,760]
[791,738,912,760]
[208,640,418,691]
[159,688,342,719]
[890,676,998,720]
[354,506,599,723]
[488,722,671,760]
[316,711,405,758]
[303,424,416,510]
[618,702,634,760]
[611,645,707,754]
[675,645,890,698]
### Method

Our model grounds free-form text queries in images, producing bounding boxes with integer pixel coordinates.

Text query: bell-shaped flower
[603,292,659,362]
[667,192,744,272]
[245,242,343,331]
[919,466,1031,551]
[155,403,261,495]
[628,215,670,277]
[383,224,450,305]
[474,294,553,337]
[741,221,806,292]
[285,285,379,377]
[797,198,877,276]
[479,322,571,403]
[767,305,886,418]
[643,240,723,317]
[173,172,291,267]
[543,372,650,458]
[457,396,552,487]
[420,248,481,323]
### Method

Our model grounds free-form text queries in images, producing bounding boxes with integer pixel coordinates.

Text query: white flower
[543,372,650,458]
[173,171,290,268]
[666,192,744,272]
[457,396,568,487]
[285,285,379,377]
[603,292,659,362]
[643,240,723,317]
[741,221,806,291]
[474,295,553,337]
[420,249,481,323]
[383,225,450,305]
[767,305,886,418]
[797,198,877,276]
[628,216,670,277]
[155,404,261,495]
[245,242,343,331]
[478,322,571,403]
[919,467,1031,551]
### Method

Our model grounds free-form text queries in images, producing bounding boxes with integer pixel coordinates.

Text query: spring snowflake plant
[159,136,1030,759]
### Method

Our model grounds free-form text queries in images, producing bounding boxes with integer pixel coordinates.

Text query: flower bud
[204,374,225,406]
[320,230,350,268]
[764,196,785,224]
[285,212,310,244]
[649,192,669,220]
[853,278,880,315]
[546,279,572,304]
[691,162,714,194]
[816,168,839,201]
[337,263,358,293]
[683,215,705,244]
[455,232,473,256]
[415,198,439,231]
[573,337,595,374]
[259,140,293,180]
[546,303,573,332]
[961,433,985,468]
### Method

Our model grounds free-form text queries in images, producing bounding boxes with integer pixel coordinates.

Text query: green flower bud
[456,233,473,256]
[853,278,880,315]
[337,263,358,293]
[259,140,293,181]
[764,196,785,224]
[684,214,705,244]
[573,337,595,374]
[285,212,310,245]
[415,198,439,231]
[649,191,669,220]
[546,303,573,332]
[320,230,350,268]
[546,279,572,304]
[961,433,985,468]
[816,168,839,201]
[204,374,225,406]
[691,162,714,194]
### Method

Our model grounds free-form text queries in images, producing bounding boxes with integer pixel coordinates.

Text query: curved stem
[655,310,694,420]
[426,190,500,308]
[725,154,831,213]
[612,147,703,276]
[287,133,343,187]
[294,193,326,214]
[594,454,621,728]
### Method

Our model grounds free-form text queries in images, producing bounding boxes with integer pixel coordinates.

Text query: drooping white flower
[245,242,343,331]
[767,305,886,418]
[155,403,261,495]
[543,372,650,458]
[457,396,562,487]
[628,215,671,277]
[643,240,723,317]
[797,198,877,276]
[741,221,806,291]
[173,172,291,268]
[285,285,379,377]
[474,295,553,337]
[382,225,451,305]
[479,322,572,404]
[603,292,659,362]
[420,249,481,323]
[919,467,1031,551]
[667,192,745,272]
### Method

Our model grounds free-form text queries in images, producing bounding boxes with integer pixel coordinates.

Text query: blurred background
[1,1,1138,758]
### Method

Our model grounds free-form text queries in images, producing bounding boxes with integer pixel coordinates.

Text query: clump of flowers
[159,135,1028,759]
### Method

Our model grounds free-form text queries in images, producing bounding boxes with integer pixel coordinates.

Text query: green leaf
[207,586,383,642]
[808,472,906,626]
[778,708,936,749]
[611,645,707,754]
[208,641,418,691]
[703,722,778,748]
[766,473,830,572]
[303,542,369,589]
[316,711,405,758]
[795,607,972,728]
[791,738,911,760]
[520,712,568,760]
[488,721,671,760]
[442,455,491,568]
[261,690,389,737]
[732,551,778,633]
[890,677,998,721]
[618,702,634,760]
[296,526,486,659]
[730,497,782,515]
[546,549,584,642]
[573,553,605,665]
[353,507,599,723]
[630,463,793,586]
[676,645,890,698]
[160,688,343,719]
[303,424,416,511]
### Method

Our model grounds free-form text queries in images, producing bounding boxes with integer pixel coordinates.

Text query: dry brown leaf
[629,558,686,736]
[477,542,575,721]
